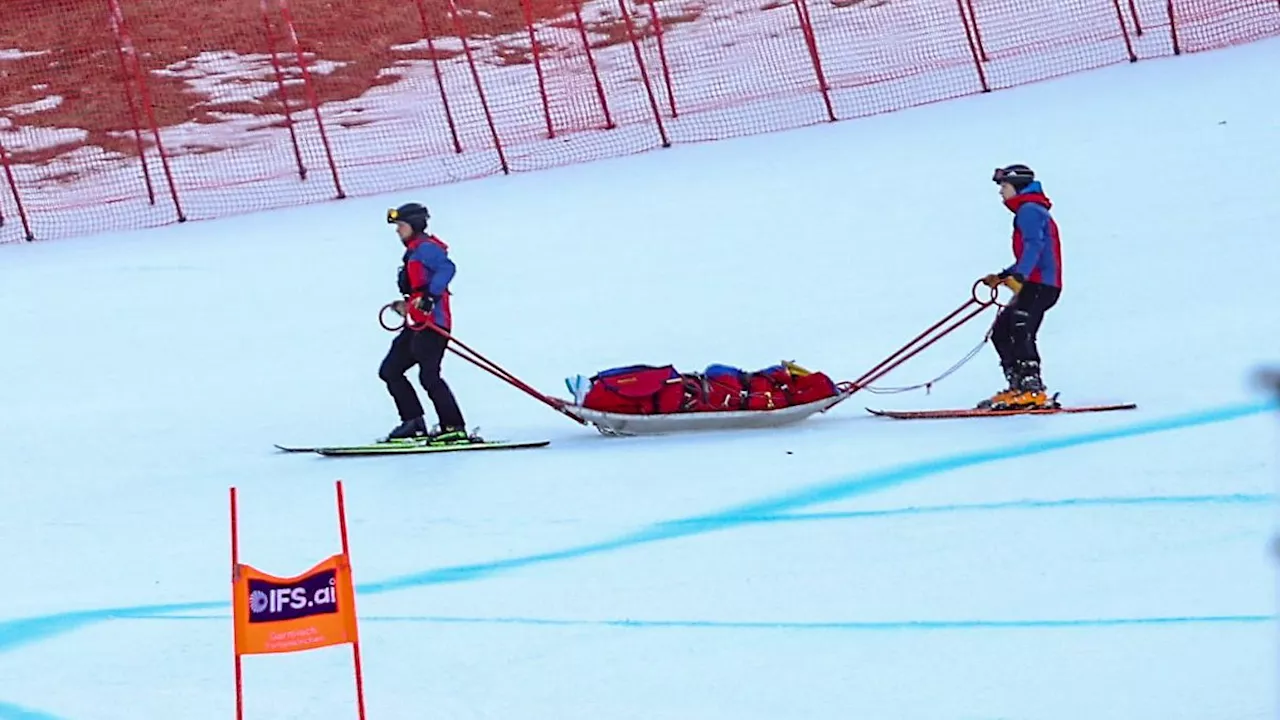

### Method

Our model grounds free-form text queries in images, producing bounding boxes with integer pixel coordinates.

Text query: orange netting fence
[1,0,1277,242]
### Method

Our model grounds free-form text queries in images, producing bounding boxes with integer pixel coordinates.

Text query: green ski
[275,435,550,456]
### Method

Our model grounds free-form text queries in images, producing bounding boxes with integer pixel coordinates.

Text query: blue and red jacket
[400,234,455,330]
[1002,181,1062,288]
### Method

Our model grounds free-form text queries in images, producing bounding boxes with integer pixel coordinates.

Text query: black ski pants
[991,281,1061,368]
[379,327,465,428]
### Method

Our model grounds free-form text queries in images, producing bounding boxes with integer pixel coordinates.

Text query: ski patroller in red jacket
[400,233,455,330]
[1002,181,1063,288]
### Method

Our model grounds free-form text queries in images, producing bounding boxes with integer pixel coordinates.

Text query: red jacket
[1003,184,1062,288]
[400,234,455,329]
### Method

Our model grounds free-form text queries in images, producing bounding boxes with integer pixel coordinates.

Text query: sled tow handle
[848,280,1004,392]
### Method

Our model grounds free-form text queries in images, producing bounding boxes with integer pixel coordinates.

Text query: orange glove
[981,273,1023,293]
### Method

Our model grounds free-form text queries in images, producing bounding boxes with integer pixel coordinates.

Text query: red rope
[849,281,1005,395]
[377,301,586,424]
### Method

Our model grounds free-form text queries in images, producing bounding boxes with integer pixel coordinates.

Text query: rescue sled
[556,362,855,436]
[564,392,853,436]
[368,280,1078,440]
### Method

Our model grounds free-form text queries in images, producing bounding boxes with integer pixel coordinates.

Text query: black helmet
[992,164,1034,190]
[387,202,430,233]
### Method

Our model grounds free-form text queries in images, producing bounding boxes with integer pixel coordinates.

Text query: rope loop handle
[379,301,405,332]
[379,299,433,332]
[971,278,1014,308]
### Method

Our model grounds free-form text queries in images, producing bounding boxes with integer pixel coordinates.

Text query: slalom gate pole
[380,302,586,424]
[849,280,1004,392]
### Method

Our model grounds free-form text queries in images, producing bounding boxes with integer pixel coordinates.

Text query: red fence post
[1126,0,1144,35]
[260,0,308,180]
[519,0,556,138]
[644,0,677,118]
[0,143,34,241]
[412,0,464,154]
[571,0,615,129]
[277,0,346,198]
[955,0,990,91]
[107,0,186,222]
[793,0,836,121]
[960,0,988,63]
[618,0,671,146]
[446,0,510,172]
[1110,0,1138,61]
[109,24,156,205]
[1165,0,1181,54]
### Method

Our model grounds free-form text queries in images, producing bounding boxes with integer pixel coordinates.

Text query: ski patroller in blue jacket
[1002,181,1062,288]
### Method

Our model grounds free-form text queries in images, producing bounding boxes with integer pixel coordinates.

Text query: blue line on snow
[0,703,66,720]
[117,613,1276,631]
[316,612,1280,631]
[711,492,1276,526]
[359,399,1277,593]
[0,399,1274,656]
[0,702,66,717]
[38,492,1271,635]
[0,602,225,656]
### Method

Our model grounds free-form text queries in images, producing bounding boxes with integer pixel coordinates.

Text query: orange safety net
[0,0,1277,242]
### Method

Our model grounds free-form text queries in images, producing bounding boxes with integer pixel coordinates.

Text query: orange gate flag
[230,481,369,720]
[232,553,360,655]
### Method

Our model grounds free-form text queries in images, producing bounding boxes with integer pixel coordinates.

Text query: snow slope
[1,34,1278,720]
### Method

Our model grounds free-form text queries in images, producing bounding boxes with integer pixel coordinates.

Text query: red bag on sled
[790,370,838,405]
[582,365,686,414]
[740,363,840,410]
[746,365,794,410]
[580,361,841,416]
[687,364,747,412]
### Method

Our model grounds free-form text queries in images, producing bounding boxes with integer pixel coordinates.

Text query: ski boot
[423,424,472,445]
[383,416,477,445]
[1002,389,1059,409]
[976,365,1019,409]
[384,415,428,441]
[1000,361,1061,409]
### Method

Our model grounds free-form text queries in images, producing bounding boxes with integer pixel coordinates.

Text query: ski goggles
[386,207,403,224]
[992,167,1032,184]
